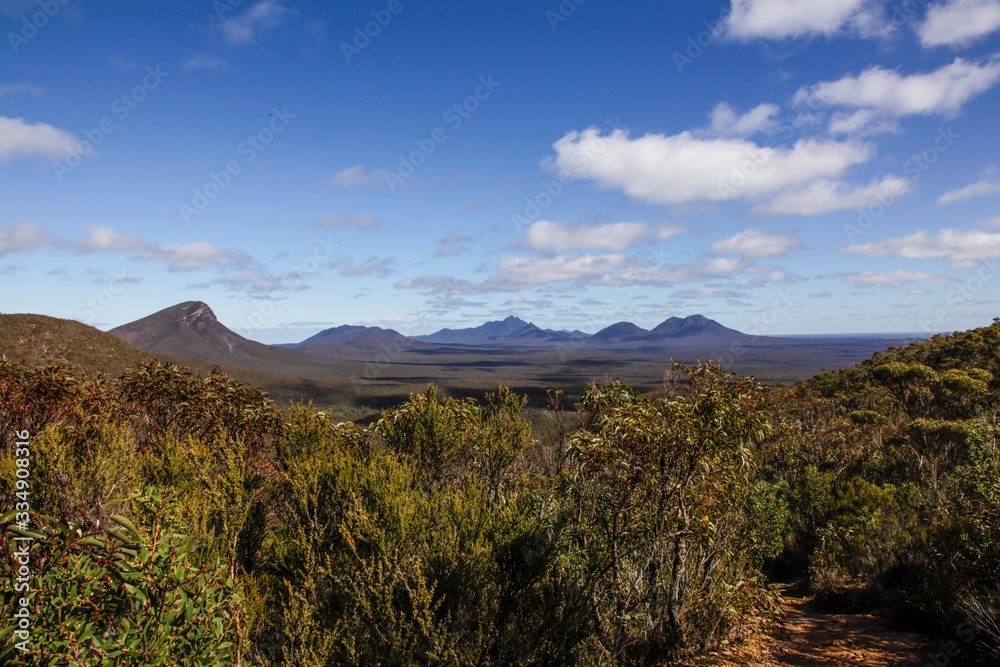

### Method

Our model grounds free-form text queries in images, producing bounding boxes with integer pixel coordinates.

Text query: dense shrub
[4,318,997,663]
[562,363,783,663]
[0,487,241,666]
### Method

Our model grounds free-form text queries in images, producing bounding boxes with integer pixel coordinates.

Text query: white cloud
[834,270,955,286]
[495,254,631,287]
[316,212,382,229]
[0,116,78,162]
[919,0,1000,47]
[936,167,1000,206]
[707,102,781,137]
[547,127,873,210]
[397,251,797,295]
[827,109,900,136]
[725,0,873,40]
[221,0,291,44]
[0,222,51,256]
[754,176,911,216]
[793,57,1000,118]
[519,220,684,253]
[329,165,388,188]
[841,228,1000,267]
[75,224,147,252]
[70,225,245,271]
[712,228,804,258]
[183,54,228,72]
[140,241,247,272]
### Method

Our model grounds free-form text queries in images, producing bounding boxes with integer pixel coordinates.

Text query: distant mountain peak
[592,321,649,340]
[110,301,260,359]
[649,313,742,338]
[292,324,412,349]
[412,315,536,345]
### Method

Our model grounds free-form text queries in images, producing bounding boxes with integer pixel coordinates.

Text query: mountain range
[1,301,923,411]
[107,302,756,356]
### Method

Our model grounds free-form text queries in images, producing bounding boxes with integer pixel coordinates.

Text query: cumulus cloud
[754,176,912,216]
[495,254,632,287]
[316,212,382,230]
[221,0,292,44]
[706,102,781,137]
[936,167,1000,206]
[519,220,685,253]
[827,109,901,136]
[0,221,252,274]
[725,0,876,40]
[547,126,874,214]
[833,270,955,286]
[841,228,1000,267]
[919,0,1000,47]
[329,165,389,188]
[0,116,78,162]
[0,221,52,256]
[793,57,1000,118]
[138,242,246,271]
[712,228,804,258]
[75,224,148,253]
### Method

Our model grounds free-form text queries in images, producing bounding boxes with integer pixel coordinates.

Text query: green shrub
[1,487,241,666]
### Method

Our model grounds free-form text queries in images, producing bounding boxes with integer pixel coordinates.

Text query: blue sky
[2,0,1000,342]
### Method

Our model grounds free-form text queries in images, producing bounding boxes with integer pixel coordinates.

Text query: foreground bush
[0,487,241,666]
[564,363,784,663]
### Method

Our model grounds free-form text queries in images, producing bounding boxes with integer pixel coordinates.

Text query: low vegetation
[1,319,998,664]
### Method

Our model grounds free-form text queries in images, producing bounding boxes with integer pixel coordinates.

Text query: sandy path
[700,584,936,666]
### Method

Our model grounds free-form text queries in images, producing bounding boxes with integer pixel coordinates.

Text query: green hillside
[764,318,1000,640]
[0,314,154,376]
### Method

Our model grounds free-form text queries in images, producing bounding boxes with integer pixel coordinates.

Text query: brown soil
[699,584,936,666]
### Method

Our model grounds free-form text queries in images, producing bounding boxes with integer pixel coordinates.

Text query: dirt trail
[703,584,935,666]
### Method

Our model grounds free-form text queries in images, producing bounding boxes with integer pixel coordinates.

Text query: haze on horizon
[2,0,1000,342]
